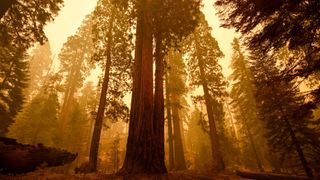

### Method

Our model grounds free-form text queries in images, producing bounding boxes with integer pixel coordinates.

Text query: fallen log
[236,170,312,180]
[0,137,77,174]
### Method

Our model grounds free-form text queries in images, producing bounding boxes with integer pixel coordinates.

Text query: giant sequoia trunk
[194,34,225,171]
[165,73,174,170]
[120,0,166,173]
[171,93,187,170]
[88,13,114,172]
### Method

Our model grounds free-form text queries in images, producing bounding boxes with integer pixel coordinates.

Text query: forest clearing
[0,0,319,179]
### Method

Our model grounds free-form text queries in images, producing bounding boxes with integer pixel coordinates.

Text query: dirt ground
[0,170,247,180]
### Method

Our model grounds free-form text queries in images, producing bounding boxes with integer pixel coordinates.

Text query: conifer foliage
[229,38,265,171]
[165,49,188,171]
[183,13,226,171]
[0,0,63,136]
[88,0,133,171]
[250,49,320,177]
[0,50,28,136]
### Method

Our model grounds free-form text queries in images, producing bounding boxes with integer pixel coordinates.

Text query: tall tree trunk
[59,84,71,121]
[120,0,166,173]
[0,0,15,19]
[224,101,238,140]
[171,93,187,170]
[153,29,167,171]
[194,34,225,171]
[281,108,313,177]
[59,65,80,130]
[165,73,174,170]
[240,111,263,171]
[261,62,313,178]
[88,13,114,172]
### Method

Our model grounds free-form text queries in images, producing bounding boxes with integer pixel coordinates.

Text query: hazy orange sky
[44,0,236,77]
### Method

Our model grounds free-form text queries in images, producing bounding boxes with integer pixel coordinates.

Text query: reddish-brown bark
[171,93,187,170]
[153,29,167,171]
[120,0,166,174]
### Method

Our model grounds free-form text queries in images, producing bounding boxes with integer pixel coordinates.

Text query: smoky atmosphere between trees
[0,0,319,179]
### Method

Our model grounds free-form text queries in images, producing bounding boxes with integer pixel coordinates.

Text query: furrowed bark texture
[120,0,166,173]
[153,29,167,172]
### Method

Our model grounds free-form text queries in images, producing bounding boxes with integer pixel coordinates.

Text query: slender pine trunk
[281,109,313,177]
[165,73,174,170]
[260,62,313,177]
[88,13,114,172]
[171,93,187,170]
[240,112,263,171]
[225,101,238,140]
[194,34,225,171]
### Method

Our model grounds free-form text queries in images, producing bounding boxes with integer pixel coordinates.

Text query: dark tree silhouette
[250,49,320,177]
[215,0,320,103]
[88,0,132,171]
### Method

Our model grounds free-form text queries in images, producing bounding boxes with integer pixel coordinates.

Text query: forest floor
[0,170,247,180]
